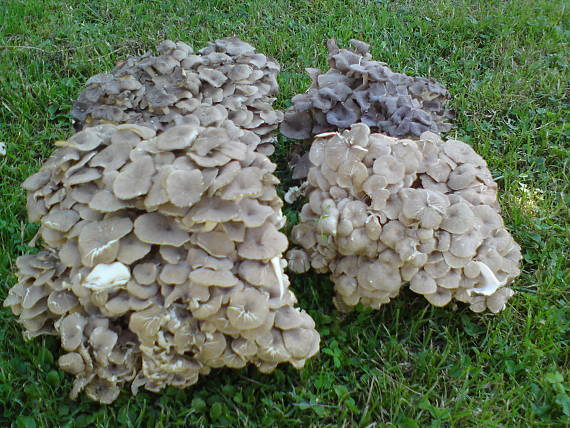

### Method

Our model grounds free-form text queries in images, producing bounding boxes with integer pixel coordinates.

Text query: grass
[0,0,568,426]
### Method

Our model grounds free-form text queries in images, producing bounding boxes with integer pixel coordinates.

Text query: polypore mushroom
[8,122,319,403]
[288,124,521,313]
[282,39,453,176]
[71,38,284,149]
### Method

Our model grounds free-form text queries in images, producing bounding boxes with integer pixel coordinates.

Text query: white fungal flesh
[83,262,131,290]
[284,186,302,204]
[315,132,340,138]
[466,262,506,296]
[271,256,285,299]
[0,142,6,156]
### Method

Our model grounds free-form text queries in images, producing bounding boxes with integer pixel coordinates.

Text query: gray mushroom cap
[134,213,189,246]
[227,287,270,330]
[291,123,520,314]
[238,224,288,261]
[113,155,155,200]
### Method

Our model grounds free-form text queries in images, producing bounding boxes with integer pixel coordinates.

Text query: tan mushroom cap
[90,141,132,171]
[274,306,312,330]
[238,198,274,228]
[189,268,238,288]
[238,224,288,261]
[84,378,121,405]
[89,190,129,213]
[42,209,80,233]
[113,155,155,200]
[47,291,79,315]
[132,263,158,285]
[156,125,199,150]
[188,197,237,225]
[373,155,405,184]
[440,202,475,234]
[237,260,278,286]
[409,270,437,295]
[226,287,270,330]
[78,216,133,266]
[282,328,319,359]
[194,230,236,257]
[164,168,205,207]
[58,352,86,375]
[59,312,88,351]
[134,212,189,247]
[116,233,151,264]
[220,167,264,201]
[424,287,452,307]
[89,326,118,365]
[128,305,164,346]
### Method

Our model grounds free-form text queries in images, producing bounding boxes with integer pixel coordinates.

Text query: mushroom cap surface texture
[71,38,283,155]
[5,123,319,403]
[287,124,521,313]
[281,39,454,144]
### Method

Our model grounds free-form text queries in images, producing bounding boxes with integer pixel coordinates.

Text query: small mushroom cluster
[5,122,319,403]
[287,124,521,313]
[281,39,453,142]
[72,37,283,155]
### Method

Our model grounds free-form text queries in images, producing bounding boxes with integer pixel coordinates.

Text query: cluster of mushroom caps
[4,36,524,404]
[281,39,454,143]
[287,123,521,313]
[4,120,319,403]
[71,37,283,156]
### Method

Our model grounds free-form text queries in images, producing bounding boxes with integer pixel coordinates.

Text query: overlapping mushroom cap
[71,37,283,155]
[281,39,453,142]
[287,123,521,313]
[5,123,319,403]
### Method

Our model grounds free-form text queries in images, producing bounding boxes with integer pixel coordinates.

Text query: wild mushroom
[72,38,283,145]
[288,123,521,313]
[281,39,453,150]
[9,122,319,403]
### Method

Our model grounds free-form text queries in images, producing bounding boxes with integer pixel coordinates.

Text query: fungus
[288,124,521,313]
[7,123,319,403]
[281,39,453,151]
[71,38,284,151]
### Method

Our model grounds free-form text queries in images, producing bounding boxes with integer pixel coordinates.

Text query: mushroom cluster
[281,39,453,142]
[287,123,521,313]
[5,122,319,403]
[71,37,283,155]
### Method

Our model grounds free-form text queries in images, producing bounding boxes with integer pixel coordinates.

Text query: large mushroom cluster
[5,36,525,405]
[4,122,319,403]
[281,39,453,142]
[71,37,283,155]
[287,124,521,313]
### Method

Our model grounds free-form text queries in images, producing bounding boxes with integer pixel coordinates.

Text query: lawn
[0,0,568,426]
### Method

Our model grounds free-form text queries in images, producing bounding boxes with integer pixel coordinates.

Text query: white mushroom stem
[83,262,131,290]
[271,256,285,299]
[466,262,506,296]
